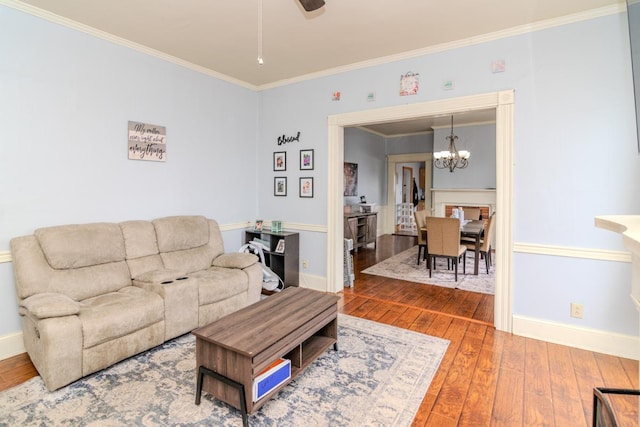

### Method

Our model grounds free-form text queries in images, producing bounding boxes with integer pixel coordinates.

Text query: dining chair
[425,217,467,281]
[462,211,495,273]
[462,207,481,221]
[414,210,429,265]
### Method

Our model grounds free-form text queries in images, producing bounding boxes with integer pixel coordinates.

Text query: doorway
[327,90,514,332]
[402,167,413,204]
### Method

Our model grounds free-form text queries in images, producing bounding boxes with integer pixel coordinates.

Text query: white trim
[328,90,515,333]
[0,331,25,360]
[0,251,11,263]
[0,0,623,91]
[386,153,432,234]
[513,315,639,360]
[298,272,327,292]
[514,243,631,263]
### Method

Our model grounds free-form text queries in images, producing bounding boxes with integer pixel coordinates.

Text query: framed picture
[344,162,358,196]
[254,220,263,231]
[274,177,287,196]
[300,149,314,170]
[275,239,285,253]
[299,177,314,198]
[273,151,286,171]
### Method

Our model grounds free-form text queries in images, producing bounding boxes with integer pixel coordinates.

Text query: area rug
[0,314,449,427]
[361,246,494,295]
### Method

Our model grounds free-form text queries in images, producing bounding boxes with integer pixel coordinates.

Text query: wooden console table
[344,212,377,252]
[193,287,340,426]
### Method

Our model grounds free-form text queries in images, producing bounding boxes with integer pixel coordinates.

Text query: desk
[420,219,485,275]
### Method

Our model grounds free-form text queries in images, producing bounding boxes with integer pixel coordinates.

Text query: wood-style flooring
[0,234,637,426]
[342,234,638,426]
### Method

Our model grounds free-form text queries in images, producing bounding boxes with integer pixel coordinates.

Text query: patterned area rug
[0,314,449,427]
[361,246,495,295]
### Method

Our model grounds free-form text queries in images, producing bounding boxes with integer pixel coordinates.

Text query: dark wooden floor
[1,234,637,426]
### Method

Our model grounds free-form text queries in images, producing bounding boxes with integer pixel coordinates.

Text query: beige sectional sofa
[10,215,262,391]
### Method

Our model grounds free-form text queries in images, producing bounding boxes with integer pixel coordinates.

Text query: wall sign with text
[128,121,166,162]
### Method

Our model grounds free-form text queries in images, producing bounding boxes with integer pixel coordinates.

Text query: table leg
[474,235,480,275]
[196,365,249,427]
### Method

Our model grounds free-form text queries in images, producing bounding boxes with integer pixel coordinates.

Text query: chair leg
[484,250,490,274]
[454,258,458,281]
[463,252,466,275]
[417,246,422,265]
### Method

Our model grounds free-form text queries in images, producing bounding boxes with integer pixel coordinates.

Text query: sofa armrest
[20,293,80,319]
[212,252,258,269]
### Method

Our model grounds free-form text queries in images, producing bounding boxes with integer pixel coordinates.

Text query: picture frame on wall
[299,177,314,198]
[274,177,287,196]
[273,152,286,171]
[300,149,314,170]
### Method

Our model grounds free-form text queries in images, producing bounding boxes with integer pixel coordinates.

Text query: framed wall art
[274,177,287,196]
[300,149,314,170]
[344,162,358,196]
[299,177,314,198]
[273,151,286,171]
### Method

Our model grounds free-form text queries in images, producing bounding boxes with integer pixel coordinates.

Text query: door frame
[384,155,432,235]
[327,90,514,332]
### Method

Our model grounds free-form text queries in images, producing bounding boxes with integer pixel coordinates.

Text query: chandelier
[433,116,470,173]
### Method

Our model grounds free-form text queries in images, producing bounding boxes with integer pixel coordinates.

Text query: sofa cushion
[135,269,186,283]
[120,220,159,259]
[35,223,125,269]
[153,216,209,252]
[191,267,249,305]
[160,245,215,274]
[79,286,164,348]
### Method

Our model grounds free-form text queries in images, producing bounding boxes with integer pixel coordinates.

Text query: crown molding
[257,4,626,91]
[0,0,258,91]
[1,0,624,92]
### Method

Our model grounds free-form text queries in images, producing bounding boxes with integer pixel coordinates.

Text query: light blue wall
[343,128,386,207]
[386,133,434,155]
[0,6,259,335]
[258,13,640,336]
[433,123,496,189]
[1,6,639,342]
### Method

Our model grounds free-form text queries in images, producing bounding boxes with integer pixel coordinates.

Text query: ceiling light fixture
[299,0,326,12]
[433,116,470,173]
[257,0,264,65]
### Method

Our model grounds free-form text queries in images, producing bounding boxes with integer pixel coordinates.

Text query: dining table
[420,219,485,275]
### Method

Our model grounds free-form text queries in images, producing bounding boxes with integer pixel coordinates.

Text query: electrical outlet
[302,259,309,269]
[570,303,584,319]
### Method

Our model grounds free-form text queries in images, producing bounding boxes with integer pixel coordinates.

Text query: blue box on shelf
[252,358,291,402]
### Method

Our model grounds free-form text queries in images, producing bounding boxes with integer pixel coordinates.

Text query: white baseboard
[513,315,639,360]
[298,272,328,292]
[0,331,25,360]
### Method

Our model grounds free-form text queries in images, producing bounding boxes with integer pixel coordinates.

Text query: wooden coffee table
[193,287,340,426]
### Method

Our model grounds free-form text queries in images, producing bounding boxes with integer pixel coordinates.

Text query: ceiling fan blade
[299,0,325,12]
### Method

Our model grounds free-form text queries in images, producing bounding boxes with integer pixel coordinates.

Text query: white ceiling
[8,0,621,135]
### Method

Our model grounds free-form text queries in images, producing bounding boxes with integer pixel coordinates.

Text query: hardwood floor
[1,234,637,426]
[341,234,639,426]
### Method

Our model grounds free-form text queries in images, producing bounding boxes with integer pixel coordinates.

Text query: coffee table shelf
[193,287,339,426]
